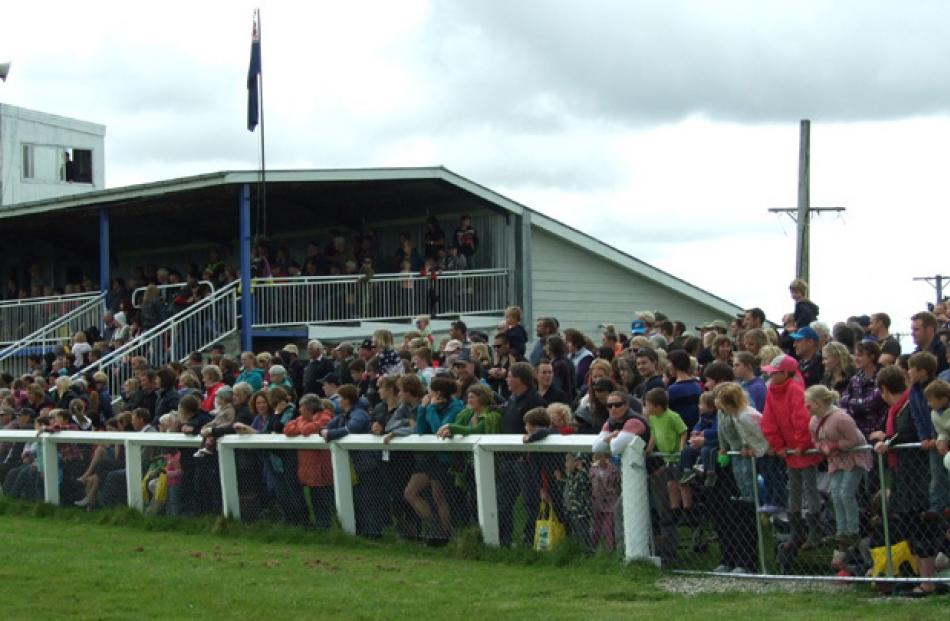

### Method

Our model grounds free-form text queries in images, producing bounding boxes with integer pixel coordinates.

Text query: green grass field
[0,498,945,620]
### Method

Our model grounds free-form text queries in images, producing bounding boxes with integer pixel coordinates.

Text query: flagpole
[257,9,267,236]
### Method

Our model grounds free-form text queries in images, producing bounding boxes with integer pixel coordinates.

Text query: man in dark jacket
[791,326,824,388]
[303,340,335,397]
[498,362,545,547]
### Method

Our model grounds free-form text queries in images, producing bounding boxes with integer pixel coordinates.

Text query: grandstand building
[0,166,742,383]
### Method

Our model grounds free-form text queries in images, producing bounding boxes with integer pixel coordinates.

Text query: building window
[21,144,93,183]
[22,144,34,179]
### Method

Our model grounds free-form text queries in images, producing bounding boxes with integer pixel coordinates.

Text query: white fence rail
[0,430,654,564]
[71,281,239,398]
[0,291,100,344]
[0,292,105,376]
[251,268,509,327]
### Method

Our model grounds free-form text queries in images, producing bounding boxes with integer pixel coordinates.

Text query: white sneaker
[74,497,91,508]
[731,567,750,574]
[713,564,732,573]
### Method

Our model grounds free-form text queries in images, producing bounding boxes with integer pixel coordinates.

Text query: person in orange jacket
[760,354,824,556]
[284,393,335,529]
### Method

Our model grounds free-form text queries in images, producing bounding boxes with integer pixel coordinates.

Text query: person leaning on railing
[869,365,944,598]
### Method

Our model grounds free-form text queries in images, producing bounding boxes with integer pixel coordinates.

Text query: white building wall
[530,227,732,338]
[0,104,105,207]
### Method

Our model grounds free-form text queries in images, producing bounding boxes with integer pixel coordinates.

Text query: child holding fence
[715,383,770,501]
[805,384,871,569]
[760,354,823,556]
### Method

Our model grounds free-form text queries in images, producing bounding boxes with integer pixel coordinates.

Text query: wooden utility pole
[768,119,845,284]
[914,274,949,307]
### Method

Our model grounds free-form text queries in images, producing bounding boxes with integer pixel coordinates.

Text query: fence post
[330,442,356,534]
[621,436,659,565]
[750,456,768,574]
[877,451,894,576]
[125,440,144,511]
[473,444,499,546]
[41,435,60,506]
[218,442,241,520]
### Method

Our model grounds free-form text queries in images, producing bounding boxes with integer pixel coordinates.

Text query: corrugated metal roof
[0,165,742,316]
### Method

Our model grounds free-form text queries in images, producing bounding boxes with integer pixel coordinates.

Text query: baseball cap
[359,339,373,350]
[444,339,463,353]
[319,373,342,385]
[696,319,729,331]
[630,319,647,335]
[762,354,799,375]
[789,327,819,341]
[453,349,474,365]
[282,343,299,356]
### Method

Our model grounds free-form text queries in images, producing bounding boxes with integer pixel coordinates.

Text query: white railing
[0,292,106,377]
[71,281,239,398]
[0,430,653,564]
[251,268,509,327]
[131,280,216,308]
[0,291,99,343]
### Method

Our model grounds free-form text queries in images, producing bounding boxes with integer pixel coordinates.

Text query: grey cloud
[421,1,950,126]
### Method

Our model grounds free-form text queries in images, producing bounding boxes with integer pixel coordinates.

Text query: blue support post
[99,207,110,297]
[240,185,253,352]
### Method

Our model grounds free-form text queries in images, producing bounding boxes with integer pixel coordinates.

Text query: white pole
[330,443,356,534]
[621,435,659,566]
[41,435,60,505]
[218,444,242,520]
[473,445,500,546]
[125,440,144,511]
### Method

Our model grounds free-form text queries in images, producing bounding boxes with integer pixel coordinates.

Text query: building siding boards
[530,227,731,338]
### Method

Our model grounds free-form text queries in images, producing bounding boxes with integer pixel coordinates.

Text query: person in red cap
[760,353,824,560]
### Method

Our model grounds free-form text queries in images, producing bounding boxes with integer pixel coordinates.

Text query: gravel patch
[657,576,844,596]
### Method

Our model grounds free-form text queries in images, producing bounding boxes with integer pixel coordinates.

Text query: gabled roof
[0,165,742,316]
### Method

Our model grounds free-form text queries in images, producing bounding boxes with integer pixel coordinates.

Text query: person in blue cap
[790,326,824,387]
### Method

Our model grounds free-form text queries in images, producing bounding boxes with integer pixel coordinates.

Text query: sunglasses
[606,402,625,408]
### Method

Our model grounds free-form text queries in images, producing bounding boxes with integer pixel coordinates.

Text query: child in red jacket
[284,398,335,529]
[760,354,824,556]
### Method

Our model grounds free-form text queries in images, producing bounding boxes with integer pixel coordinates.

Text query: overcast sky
[3,0,948,341]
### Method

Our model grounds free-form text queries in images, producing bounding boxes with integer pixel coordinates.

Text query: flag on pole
[247,10,262,132]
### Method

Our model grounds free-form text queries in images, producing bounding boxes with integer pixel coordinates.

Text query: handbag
[533,500,566,551]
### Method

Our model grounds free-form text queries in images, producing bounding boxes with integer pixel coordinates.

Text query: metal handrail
[74,280,239,379]
[0,290,98,309]
[250,268,507,286]
[0,292,105,360]
[130,280,216,308]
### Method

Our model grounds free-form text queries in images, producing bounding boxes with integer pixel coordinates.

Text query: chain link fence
[653,444,950,587]
[4,429,949,589]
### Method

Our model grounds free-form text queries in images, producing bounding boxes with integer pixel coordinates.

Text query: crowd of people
[2,278,950,595]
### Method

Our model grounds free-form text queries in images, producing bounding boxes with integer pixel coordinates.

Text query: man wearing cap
[304,340,335,397]
[451,349,483,399]
[790,327,824,388]
[868,313,901,365]
[281,343,305,396]
[332,342,356,381]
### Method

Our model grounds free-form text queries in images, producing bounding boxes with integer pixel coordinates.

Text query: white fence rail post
[125,440,144,511]
[218,443,241,520]
[621,436,658,566]
[473,444,499,546]
[41,435,59,506]
[330,442,356,534]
